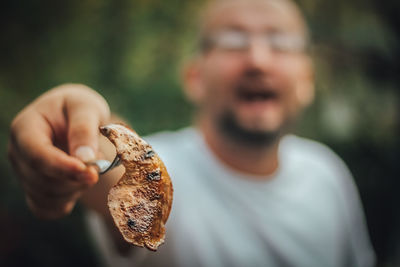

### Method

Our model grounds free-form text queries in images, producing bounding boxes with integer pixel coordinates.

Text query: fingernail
[74,146,96,163]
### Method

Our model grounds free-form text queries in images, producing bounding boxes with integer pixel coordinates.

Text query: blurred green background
[0,0,399,266]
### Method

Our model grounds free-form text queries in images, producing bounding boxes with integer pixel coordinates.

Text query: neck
[198,117,280,178]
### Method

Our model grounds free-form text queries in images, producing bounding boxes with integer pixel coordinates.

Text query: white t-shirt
[87,127,375,267]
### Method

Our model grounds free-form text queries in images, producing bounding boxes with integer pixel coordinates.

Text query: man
[8,0,375,266]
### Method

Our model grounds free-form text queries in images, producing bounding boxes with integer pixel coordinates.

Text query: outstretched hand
[8,84,111,219]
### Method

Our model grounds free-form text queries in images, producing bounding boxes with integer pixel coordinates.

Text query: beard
[217,110,290,148]
[210,68,298,147]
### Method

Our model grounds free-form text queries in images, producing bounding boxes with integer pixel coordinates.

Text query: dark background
[0,0,399,266]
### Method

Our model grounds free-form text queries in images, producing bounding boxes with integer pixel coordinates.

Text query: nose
[245,37,274,72]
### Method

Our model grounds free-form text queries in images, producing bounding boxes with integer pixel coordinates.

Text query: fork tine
[109,156,121,170]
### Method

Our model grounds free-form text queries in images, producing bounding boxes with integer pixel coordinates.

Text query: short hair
[195,0,310,53]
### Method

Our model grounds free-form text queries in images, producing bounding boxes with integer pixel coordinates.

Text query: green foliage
[0,0,399,265]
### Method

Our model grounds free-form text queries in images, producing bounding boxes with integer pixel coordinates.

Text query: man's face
[187,0,313,143]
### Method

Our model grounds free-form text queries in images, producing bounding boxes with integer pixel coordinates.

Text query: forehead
[202,0,306,35]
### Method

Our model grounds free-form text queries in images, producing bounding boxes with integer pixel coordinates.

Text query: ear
[182,57,206,105]
[296,56,315,107]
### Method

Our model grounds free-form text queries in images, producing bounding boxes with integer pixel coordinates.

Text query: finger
[64,89,110,161]
[21,171,90,198]
[10,113,90,180]
[65,104,103,184]
[23,180,83,205]
[11,145,96,220]
[26,194,78,220]
[67,106,102,162]
[9,147,96,197]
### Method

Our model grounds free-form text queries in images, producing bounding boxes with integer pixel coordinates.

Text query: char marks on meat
[100,123,173,251]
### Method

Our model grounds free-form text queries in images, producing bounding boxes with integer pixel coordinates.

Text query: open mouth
[237,89,278,102]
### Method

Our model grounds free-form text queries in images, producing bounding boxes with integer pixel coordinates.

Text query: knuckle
[63,85,109,121]
[26,153,45,170]
[53,83,92,95]
[27,153,62,176]
[93,96,110,122]
[10,115,21,134]
[9,118,21,146]
[9,110,30,140]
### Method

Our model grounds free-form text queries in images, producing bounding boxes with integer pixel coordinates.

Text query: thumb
[63,87,110,161]
[67,106,102,162]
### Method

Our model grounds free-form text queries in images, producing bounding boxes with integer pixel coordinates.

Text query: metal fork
[87,155,122,175]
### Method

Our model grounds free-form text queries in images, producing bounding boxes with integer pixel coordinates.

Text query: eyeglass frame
[199,28,310,54]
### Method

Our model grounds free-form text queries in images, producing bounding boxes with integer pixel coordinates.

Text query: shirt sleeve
[326,150,376,267]
[287,135,376,267]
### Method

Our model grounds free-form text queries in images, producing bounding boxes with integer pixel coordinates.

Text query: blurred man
[8,0,375,266]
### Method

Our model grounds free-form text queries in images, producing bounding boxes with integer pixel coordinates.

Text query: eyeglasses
[201,29,308,53]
